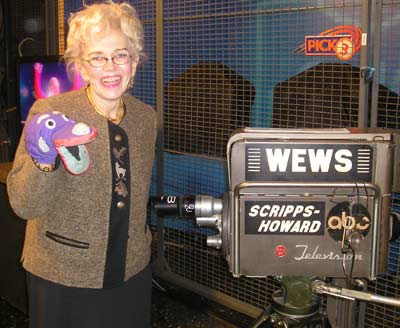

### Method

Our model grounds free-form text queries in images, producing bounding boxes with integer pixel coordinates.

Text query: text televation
[245,201,325,235]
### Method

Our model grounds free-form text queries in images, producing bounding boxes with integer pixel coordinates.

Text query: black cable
[363,183,369,210]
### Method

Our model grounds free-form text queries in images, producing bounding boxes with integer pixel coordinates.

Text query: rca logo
[275,245,287,257]
[295,26,362,61]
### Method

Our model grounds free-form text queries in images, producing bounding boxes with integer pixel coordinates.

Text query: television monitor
[17,56,85,123]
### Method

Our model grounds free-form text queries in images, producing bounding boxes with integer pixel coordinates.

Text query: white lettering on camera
[294,245,364,261]
[248,204,319,218]
[264,148,352,173]
[248,204,322,233]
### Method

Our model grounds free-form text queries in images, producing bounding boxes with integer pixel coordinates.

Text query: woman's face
[79,29,138,105]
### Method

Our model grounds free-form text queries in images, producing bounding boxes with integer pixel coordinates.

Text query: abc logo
[327,201,371,242]
[335,37,354,60]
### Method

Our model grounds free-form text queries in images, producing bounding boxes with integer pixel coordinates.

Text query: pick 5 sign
[295,25,362,61]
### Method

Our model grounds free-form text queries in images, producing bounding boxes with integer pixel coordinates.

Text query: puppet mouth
[56,145,91,175]
[54,127,97,175]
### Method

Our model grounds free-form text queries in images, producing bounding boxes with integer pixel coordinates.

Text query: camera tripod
[250,276,400,328]
[251,277,330,328]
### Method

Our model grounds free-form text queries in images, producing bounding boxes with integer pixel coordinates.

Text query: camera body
[208,128,399,279]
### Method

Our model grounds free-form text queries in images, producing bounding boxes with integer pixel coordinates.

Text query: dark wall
[165,62,255,158]
[0,183,27,313]
[272,63,400,129]
[1,0,50,160]
[0,0,50,309]
[2,0,47,108]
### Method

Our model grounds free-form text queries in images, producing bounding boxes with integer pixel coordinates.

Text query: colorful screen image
[18,57,84,123]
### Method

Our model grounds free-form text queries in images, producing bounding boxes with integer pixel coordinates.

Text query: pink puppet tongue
[53,125,98,147]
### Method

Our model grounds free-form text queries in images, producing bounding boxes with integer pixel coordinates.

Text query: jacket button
[115,134,122,142]
[117,201,125,208]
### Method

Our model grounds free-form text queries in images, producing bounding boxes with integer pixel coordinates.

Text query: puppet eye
[45,119,56,129]
[62,114,70,121]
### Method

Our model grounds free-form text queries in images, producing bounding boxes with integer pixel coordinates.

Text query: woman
[7,1,156,327]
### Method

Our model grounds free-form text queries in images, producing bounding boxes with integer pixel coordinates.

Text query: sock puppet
[25,111,98,175]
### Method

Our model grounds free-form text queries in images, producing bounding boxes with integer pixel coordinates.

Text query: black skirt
[26,266,152,328]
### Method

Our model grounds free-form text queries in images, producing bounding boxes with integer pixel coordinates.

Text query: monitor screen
[17,56,85,123]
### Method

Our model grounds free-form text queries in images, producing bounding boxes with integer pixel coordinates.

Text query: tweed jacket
[7,88,157,288]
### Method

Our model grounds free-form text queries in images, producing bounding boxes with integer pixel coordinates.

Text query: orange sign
[295,26,362,61]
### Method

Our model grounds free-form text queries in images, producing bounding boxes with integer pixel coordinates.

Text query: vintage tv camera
[153,128,400,326]
[224,127,398,279]
[156,128,399,279]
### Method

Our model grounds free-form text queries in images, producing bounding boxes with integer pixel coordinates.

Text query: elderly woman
[7,1,156,327]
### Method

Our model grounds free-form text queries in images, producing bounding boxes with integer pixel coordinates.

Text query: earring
[128,77,134,89]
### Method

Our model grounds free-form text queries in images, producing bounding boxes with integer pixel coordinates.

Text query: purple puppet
[25,111,97,175]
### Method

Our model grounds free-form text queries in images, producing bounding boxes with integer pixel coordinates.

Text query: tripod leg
[251,305,272,328]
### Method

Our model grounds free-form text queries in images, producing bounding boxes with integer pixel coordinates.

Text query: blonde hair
[64,1,144,74]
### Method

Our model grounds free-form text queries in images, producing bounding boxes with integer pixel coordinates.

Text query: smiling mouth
[101,77,122,86]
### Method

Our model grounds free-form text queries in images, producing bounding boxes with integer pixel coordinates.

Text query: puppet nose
[72,123,91,136]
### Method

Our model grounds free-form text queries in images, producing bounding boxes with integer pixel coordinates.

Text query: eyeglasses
[82,52,132,68]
